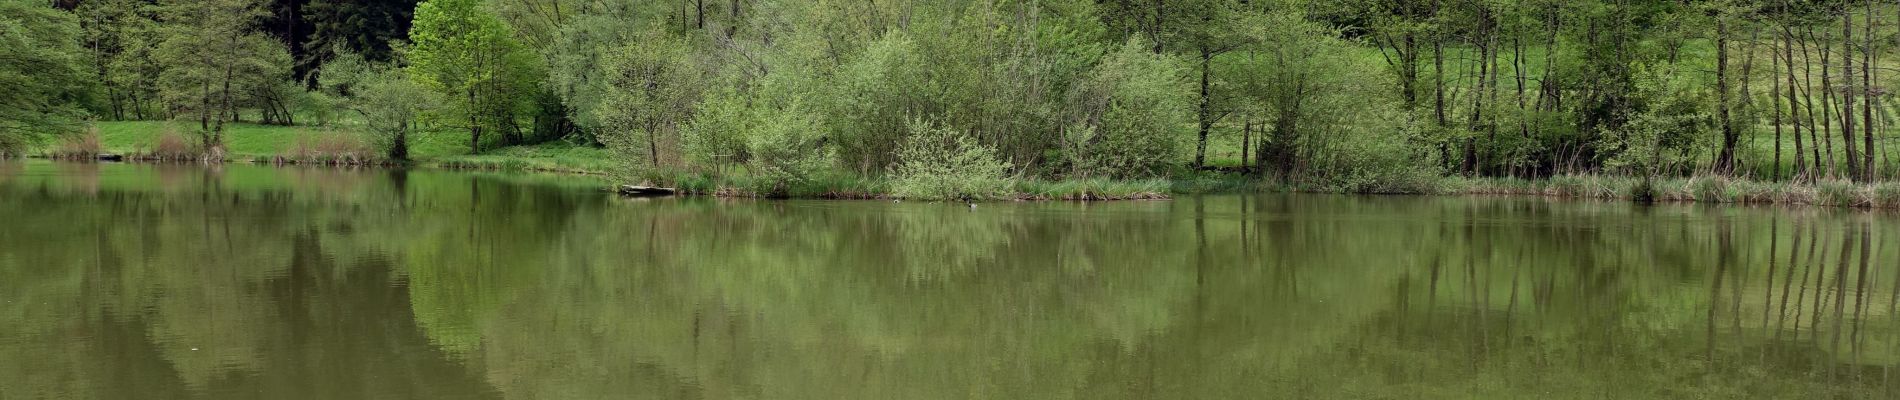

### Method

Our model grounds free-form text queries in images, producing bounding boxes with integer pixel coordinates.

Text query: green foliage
[346,68,441,161]
[826,32,926,173]
[151,0,292,150]
[593,30,700,172]
[408,0,540,153]
[303,0,418,63]
[741,102,832,192]
[539,1,645,145]
[75,0,158,121]
[681,89,753,169]
[21,0,1900,192]
[0,0,91,154]
[1064,39,1192,179]
[891,120,1014,200]
[1599,62,1716,177]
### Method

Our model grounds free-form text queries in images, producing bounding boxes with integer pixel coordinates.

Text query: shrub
[148,126,199,161]
[348,69,439,161]
[1817,180,1866,207]
[52,127,103,159]
[1063,39,1191,179]
[1874,183,1900,208]
[890,120,1013,200]
[1308,136,1444,194]
[283,131,377,165]
[682,90,753,170]
[743,104,832,194]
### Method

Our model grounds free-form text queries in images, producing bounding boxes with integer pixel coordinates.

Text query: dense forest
[7,0,1900,196]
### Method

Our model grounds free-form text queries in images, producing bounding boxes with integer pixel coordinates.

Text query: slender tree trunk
[1862,0,1876,179]
[1195,46,1212,170]
[1717,15,1737,175]
[1540,4,1559,113]
[1151,0,1163,54]
[648,123,661,168]
[1485,16,1501,176]
[1514,27,1529,177]
[1402,33,1419,107]
[468,89,481,154]
[1843,12,1861,181]
[1774,29,1786,181]
[1241,118,1252,172]
[1740,27,1759,177]
[198,81,210,134]
[1815,27,1837,177]
[218,65,232,147]
[1434,0,1448,128]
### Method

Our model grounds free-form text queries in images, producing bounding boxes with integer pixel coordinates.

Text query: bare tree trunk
[198,81,210,134]
[468,89,481,154]
[1195,46,1212,170]
[1485,14,1501,176]
[1815,27,1837,177]
[1862,0,1876,179]
[1740,27,1759,177]
[1151,0,1163,54]
[1717,15,1737,175]
[648,124,661,168]
[1241,118,1252,172]
[1434,0,1448,128]
[1514,26,1529,177]
[1843,11,1862,181]
[1774,27,1787,181]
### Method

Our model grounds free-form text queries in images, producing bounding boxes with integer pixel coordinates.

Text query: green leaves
[592,30,700,171]
[1064,39,1193,179]
[149,0,290,148]
[409,0,540,153]
[0,0,90,154]
[891,120,1014,200]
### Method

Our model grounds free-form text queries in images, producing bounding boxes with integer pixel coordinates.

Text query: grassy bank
[1446,174,1900,209]
[36,122,1900,207]
[39,121,614,174]
[647,172,1180,200]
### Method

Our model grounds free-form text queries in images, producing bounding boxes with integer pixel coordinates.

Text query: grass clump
[49,127,103,160]
[1544,175,1627,199]
[1816,180,1867,207]
[274,131,381,165]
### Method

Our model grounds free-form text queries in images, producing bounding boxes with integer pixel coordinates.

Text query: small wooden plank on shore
[617,185,677,197]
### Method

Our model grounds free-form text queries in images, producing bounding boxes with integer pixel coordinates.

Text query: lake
[2,160,1898,399]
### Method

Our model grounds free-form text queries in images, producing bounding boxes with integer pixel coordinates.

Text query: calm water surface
[3,160,1900,399]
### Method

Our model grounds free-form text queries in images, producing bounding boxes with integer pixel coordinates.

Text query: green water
[3,160,1899,399]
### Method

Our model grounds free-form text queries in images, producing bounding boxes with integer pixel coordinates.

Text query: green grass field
[42,121,614,174]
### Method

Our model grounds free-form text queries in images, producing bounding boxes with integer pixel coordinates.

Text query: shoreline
[18,156,1900,208]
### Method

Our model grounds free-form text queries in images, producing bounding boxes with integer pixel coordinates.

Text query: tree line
[5,0,1900,192]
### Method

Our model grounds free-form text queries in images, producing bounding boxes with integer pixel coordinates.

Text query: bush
[52,127,103,159]
[890,120,1013,200]
[1062,39,1191,179]
[742,104,832,194]
[682,90,752,170]
[146,125,199,161]
[348,69,439,161]
[281,131,377,165]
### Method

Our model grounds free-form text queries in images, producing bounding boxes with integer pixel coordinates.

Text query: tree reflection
[2,161,1899,399]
